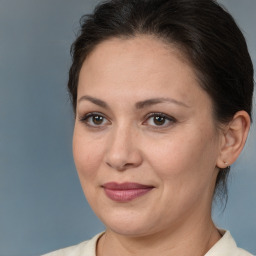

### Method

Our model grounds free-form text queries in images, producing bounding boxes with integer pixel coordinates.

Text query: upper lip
[102,182,154,190]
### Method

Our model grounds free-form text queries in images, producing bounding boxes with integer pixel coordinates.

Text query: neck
[97,217,221,256]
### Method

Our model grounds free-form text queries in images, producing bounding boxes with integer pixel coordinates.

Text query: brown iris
[153,116,166,126]
[92,115,104,125]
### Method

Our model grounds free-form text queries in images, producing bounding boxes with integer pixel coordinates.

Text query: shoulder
[42,233,104,256]
[205,229,254,256]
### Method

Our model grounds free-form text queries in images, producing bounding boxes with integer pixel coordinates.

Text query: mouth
[102,182,154,202]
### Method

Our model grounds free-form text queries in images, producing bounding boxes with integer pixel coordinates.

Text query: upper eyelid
[144,112,176,121]
[79,111,108,120]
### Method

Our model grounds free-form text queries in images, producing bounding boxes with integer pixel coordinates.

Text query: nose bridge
[105,122,142,170]
[113,123,131,149]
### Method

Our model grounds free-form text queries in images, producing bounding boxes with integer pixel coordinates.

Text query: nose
[104,125,143,171]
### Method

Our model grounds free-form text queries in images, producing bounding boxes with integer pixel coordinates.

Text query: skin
[72,36,250,256]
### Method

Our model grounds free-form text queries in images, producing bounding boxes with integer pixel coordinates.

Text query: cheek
[143,130,219,213]
[72,128,104,181]
[143,127,219,181]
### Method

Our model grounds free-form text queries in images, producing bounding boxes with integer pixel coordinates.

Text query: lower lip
[104,188,153,202]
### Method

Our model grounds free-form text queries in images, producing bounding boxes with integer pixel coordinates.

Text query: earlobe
[216,110,251,169]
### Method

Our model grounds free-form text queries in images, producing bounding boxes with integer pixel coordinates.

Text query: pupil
[93,115,103,124]
[154,116,165,125]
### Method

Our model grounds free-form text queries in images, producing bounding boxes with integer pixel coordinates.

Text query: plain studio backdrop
[0,0,255,255]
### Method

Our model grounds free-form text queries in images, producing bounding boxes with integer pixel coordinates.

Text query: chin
[97,209,158,237]
[107,223,152,237]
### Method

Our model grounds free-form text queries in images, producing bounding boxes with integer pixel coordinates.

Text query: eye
[79,112,110,127]
[143,113,176,128]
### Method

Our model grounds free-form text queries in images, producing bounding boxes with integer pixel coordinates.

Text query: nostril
[106,161,133,171]
[105,157,142,171]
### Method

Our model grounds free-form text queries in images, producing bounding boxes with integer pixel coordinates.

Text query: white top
[42,230,254,256]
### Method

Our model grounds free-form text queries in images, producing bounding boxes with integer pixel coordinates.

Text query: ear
[216,111,251,169]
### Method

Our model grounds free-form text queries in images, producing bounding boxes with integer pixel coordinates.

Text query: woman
[43,0,254,255]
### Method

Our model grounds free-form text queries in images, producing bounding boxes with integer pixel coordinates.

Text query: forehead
[84,35,190,72]
[78,35,210,109]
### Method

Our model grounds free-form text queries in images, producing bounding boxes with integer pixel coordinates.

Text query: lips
[102,182,154,202]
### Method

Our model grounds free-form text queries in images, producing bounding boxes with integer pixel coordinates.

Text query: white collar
[205,229,253,256]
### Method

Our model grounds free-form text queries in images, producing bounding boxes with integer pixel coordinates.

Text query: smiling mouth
[102,182,154,202]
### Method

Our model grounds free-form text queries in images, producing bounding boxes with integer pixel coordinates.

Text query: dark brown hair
[68,0,254,201]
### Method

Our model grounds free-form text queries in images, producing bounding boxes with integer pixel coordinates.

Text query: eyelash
[78,112,176,129]
[143,112,177,128]
[79,112,110,128]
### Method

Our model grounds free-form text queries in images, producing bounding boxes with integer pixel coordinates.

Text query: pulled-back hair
[68,0,254,201]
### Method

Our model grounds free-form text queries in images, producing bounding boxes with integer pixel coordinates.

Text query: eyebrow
[135,97,189,109]
[78,95,109,109]
[78,95,189,109]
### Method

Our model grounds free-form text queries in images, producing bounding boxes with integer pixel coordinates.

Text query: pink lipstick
[102,182,154,202]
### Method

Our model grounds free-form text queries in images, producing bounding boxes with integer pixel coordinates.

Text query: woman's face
[73,36,222,236]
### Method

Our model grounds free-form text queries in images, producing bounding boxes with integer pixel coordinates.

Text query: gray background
[0,0,255,255]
